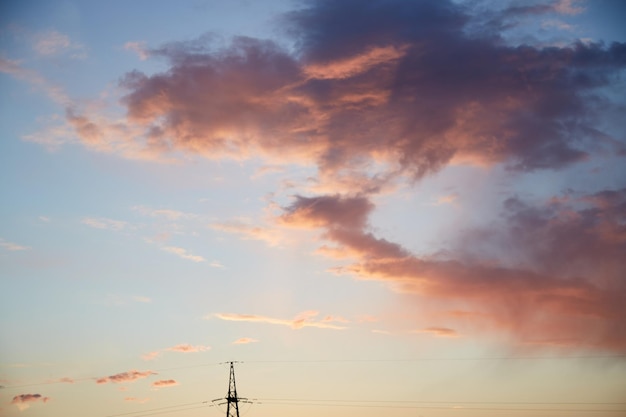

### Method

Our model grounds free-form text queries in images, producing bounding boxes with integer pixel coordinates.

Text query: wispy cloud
[432,193,459,206]
[166,344,211,353]
[95,370,155,384]
[161,246,206,263]
[141,351,162,361]
[33,30,87,58]
[250,165,286,180]
[132,205,194,221]
[81,217,128,231]
[209,260,225,269]
[124,41,150,60]
[413,327,460,338]
[209,220,282,246]
[303,44,407,80]
[553,0,585,15]
[142,344,211,361]
[102,294,152,307]
[11,394,50,411]
[46,377,74,384]
[541,19,575,31]
[232,337,259,345]
[358,315,380,323]
[214,311,348,330]
[125,397,150,404]
[0,238,30,251]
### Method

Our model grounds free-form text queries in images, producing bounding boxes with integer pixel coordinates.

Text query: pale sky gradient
[1,1,625,416]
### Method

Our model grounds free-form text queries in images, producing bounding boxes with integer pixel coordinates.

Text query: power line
[1,363,222,390]
[254,398,626,406]
[256,401,626,413]
[85,361,626,417]
[244,355,626,363]
[103,401,213,417]
[3,354,625,390]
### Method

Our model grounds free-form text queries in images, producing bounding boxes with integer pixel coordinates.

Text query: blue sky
[1,1,625,416]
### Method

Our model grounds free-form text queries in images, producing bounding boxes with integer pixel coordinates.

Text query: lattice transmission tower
[214,361,248,417]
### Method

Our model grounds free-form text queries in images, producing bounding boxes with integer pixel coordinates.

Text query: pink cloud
[124,41,150,60]
[209,220,282,246]
[280,195,373,230]
[33,30,86,58]
[166,344,211,353]
[358,315,380,323]
[233,337,259,345]
[15,0,623,189]
[98,11,621,184]
[46,377,74,384]
[96,370,155,384]
[142,344,211,361]
[553,0,585,15]
[215,310,347,330]
[141,351,162,361]
[7,0,623,356]
[321,315,349,324]
[151,379,178,388]
[125,397,150,404]
[414,327,460,338]
[280,190,626,351]
[11,394,50,411]
[0,57,70,106]
[303,45,408,80]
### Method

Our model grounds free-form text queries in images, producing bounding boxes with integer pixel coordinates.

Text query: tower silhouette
[226,362,240,417]
[214,361,247,417]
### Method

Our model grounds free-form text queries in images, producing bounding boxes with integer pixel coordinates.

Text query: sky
[1,0,625,416]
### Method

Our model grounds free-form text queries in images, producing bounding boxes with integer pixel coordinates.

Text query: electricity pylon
[214,362,247,417]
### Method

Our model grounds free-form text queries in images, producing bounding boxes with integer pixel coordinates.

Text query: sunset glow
[1,1,625,416]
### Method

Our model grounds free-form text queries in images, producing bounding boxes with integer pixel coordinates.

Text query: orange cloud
[11,394,50,411]
[215,311,347,330]
[303,45,407,80]
[96,370,155,384]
